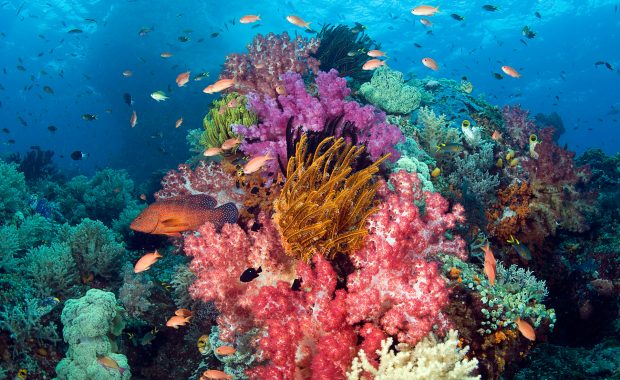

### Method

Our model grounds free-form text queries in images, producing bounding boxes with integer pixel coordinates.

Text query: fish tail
[211,202,239,229]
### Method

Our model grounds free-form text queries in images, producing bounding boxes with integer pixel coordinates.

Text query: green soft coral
[55,218,125,279]
[0,160,28,222]
[55,289,129,380]
[442,255,556,334]
[359,66,422,114]
[200,92,257,149]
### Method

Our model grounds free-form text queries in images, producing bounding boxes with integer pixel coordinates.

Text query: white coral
[347,330,480,380]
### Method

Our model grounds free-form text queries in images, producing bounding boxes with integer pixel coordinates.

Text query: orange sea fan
[273,134,388,262]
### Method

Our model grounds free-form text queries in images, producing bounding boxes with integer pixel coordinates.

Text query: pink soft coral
[247,255,358,380]
[222,31,319,97]
[154,161,245,207]
[184,214,294,341]
[347,170,467,345]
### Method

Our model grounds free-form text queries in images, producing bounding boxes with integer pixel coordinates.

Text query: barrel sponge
[55,289,130,380]
[359,66,422,114]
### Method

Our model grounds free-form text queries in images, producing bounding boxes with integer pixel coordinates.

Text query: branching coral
[199,93,257,150]
[447,141,499,206]
[416,106,461,154]
[274,134,387,261]
[347,330,480,380]
[222,31,320,97]
[359,66,422,114]
[56,218,125,279]
[0,159,28,222]
[23,242,79,297]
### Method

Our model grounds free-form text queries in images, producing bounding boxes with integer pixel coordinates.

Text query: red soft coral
[346,170,467,346]
[184,214,294,341]
[247,255,357,380]
[155,161,245,207]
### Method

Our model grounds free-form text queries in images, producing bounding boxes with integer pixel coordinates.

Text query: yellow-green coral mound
[200,93,257,149]
[359,66,423,114]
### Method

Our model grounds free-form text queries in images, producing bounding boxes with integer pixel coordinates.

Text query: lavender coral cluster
[233,69,404,176]
[222,31,320,97]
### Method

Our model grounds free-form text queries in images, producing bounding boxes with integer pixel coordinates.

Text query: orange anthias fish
[367,49,387,57]
[214,345,236,356]
[160,51,173,58]
[362,59,386,70]
[422,57,439,71]
[491,130,503,141]
[515,318,536,341]
[501,65,521,78]
[130,110,138,128]
[221,137,241,150]
[134,250,162,273]
[175,117,183,128]
[411,5,440,16]
[482,244,497,285]
[166,315,191,329]
[203,78,235,94]
[201,369,233,380]
[176,71,190,87]
[175,308,192,318]
[286,15,311,29]
[243,154,273,174]
[203,147,223,157]
[240,15,260,24]
[130,194,238,236]
[97,356,126,375]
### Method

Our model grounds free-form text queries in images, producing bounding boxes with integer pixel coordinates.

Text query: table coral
[347,170,467,346]
[222,31,319,97]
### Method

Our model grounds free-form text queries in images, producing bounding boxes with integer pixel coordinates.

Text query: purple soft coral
[233,69,404,176]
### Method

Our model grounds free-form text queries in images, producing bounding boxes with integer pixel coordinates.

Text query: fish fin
[162,232,182,237]
[257,266,262,273]
[160,218,190,228]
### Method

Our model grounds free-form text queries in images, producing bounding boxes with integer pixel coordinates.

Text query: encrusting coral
[273,134,388,261]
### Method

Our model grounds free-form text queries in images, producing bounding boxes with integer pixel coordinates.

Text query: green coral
[55,289,129,380]
[416,106,461,155]
[23,242,79,297]
[200,93,257,149]
[442,255,556,334]
[0,160,28,222]
[0,297,60,356]
[55,218,125,279]
[59,169,138,225]
[359,66,422,114]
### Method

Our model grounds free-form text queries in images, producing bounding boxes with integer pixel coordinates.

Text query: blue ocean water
[1,0,618,179]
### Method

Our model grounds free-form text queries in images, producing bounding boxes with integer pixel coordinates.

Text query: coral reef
[274,135,387,261]
[232,69,403,176]
[347,330,480,380]
[346,171,467,345]
[416,106,461,155]
[55,289,130,379]
[312,23,379,87]
[199,92,257,150]
[221,31,320,97]
[0,159,28,222]
[359,66,423,114]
